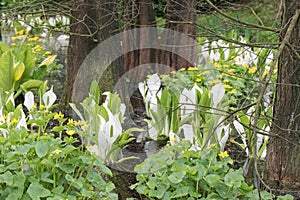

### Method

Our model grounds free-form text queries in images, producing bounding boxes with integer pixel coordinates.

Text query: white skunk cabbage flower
[24,91,35,111]
[43,86,57,109]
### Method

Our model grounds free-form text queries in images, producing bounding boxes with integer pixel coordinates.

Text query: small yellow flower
[211,143,217,148]
[28,36,40,41]
[227,69,234,73]
[42,51,51,56]
[16,30,25,35]
[218,151,229,158]
[229,89,236,94]
[146,74,152,79]
[4,115,8,120]
[66,130,75,136]
[179,67,186,71]
[249,67,257,74]
[40,105,46,109]
[53,149,62,154]
[81,123,89,130]
[213,79,221,84]
[171,71,176,75]
[11,36,23,41]
[214,62,222,69]
[45,110,50,114]
[33,45,43,51]
[67,119,75,125]
[243,63,249,68]
[11,43,17,46]
[54,111,64,119]
[44,133,48,136]
[160,74,169,79]
[223,84,232,89]
[195,78,202,83]
[9,118,19,126]
[29,105,36,110]
[86,145,93,151]
[263,70,269,76]
[187,67,198,71]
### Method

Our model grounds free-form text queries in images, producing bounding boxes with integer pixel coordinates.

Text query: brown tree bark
[160,0,198,70]
[61,0,119,106]
[122,0,157,76]
[265,1,300,191]
[121,0,158,113]
[61,0,98,105]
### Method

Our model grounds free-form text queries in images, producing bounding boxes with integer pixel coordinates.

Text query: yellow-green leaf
[14,62,25,81]
[0,51,14,92]
[39,55,57,67]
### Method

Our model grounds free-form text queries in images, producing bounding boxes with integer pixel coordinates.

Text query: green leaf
[32,65,47,80]
[0,51,14,92]
[58,163,75,174]
[81,188,95,197]
[52,186,64,194]
[19,79,44,91]
[0,171,13,185]
[204,174,221,187]
[21,45,36,81]
[27,182,51,199]
[224,169,244,188]
[0,42,10,53]
[172,186,190,198]
[35,141,49,158]
[167,171,186,184]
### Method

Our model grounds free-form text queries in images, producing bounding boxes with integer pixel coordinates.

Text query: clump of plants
[0,85,117,199]
[131,141,293,200]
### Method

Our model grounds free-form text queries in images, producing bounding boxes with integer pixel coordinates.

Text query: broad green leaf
[0,171,13,185]
[27,182,51,199]
[167,171,186,184]
[32,65,47,80]
[0,42,10,53]
[39,54,57,67]
[89,80,100,104]
[13,61,25,81]
[171,186,190,198]
[35,141,48,158]
[0,51,14,92]
[41,172,54,184]
[21,46,36,81]
[224,169,244,188]
[58,163,75,174]
[81,188,95,197]
[52,186,64,194]
[204,174,220,187]
[19,79,44,91]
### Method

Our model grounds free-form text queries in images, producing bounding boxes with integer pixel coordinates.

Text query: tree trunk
[61,0,98,106]
[121,0,157,114]
[61,0,119,106]
[265,0,300,191]
[160,0,198,70]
